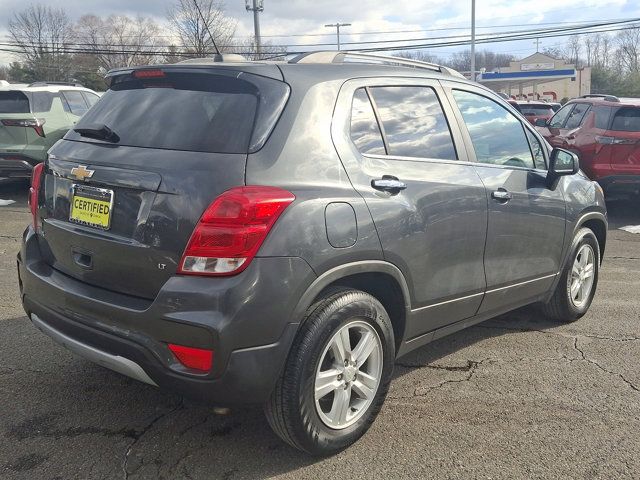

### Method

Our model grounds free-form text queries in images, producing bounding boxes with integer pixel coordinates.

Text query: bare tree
[240,36,286,60]
[75,14,162,70]
[167,0,236,56]
[8,4,75,81]
[565,35,583,66]
[617,24,640,73]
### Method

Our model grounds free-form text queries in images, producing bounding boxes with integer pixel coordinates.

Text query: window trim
[548,103,576,129]
[441,81,550,173]
[564,102,591,130]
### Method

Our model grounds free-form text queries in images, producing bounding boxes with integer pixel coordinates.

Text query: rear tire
[264,288,395,455]
[543,227,600,322]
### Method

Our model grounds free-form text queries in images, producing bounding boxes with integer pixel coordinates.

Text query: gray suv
[17,52,607,455]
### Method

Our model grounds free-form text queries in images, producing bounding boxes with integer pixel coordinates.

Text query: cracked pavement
[1,183,639,479]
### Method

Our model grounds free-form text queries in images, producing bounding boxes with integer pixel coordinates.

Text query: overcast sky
[1,0,639,66]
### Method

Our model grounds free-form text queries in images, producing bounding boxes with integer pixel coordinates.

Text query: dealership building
[477,52,591,102]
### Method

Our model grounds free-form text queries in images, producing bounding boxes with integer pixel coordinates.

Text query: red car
[536,95,640,196]
[517,101,555,125]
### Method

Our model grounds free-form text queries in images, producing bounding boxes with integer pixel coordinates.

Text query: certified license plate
[69,185,114,230]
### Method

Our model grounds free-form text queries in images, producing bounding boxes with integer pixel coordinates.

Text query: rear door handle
[372,175,407,194]
[491,189,512,201]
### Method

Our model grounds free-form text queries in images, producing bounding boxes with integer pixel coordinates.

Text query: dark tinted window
[593,105,612,129]
[0,91,30,113]
[369,86,457,160]
[520,104,554,116]
[549,104,574,128]
[610,107,640,132]
[525,129,546,169]
[75,72,261,153]
[453,89,534,169]
[82,92,100,107]
[565,103,590,129]
[63,91,89,116]
[350,88,385,155]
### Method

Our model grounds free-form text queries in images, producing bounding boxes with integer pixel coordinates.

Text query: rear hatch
[0,91,31,153]
[603,106,640,174]
[37,66,289,299]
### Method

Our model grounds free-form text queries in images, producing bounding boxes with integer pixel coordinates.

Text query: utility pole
[245,0,264,57]
[534,38,541,52]
[470,0,476,81]
[325,22,351,51]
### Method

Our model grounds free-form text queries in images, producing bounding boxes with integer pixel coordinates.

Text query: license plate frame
[69,184,114,230]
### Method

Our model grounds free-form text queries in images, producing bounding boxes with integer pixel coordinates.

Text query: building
[477,52,591,102]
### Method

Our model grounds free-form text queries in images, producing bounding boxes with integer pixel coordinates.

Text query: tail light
[133,69,166,79]
[178,186,295,276]
[595,136,637,145]
[168,344,213,372]
[1,118,46,137]
[28,162,45,229]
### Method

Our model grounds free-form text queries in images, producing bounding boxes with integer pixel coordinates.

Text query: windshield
[520,105,554,116]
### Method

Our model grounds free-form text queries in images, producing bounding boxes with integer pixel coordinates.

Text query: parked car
[548,102,562,112]
[507,99,522,112]
[517,100,555,125]
[535,94,640,196]
[18,52,607,455]
[0,82,100,182]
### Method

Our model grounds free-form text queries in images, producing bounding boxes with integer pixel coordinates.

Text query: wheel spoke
[352,331,377,365]
[571,280,581,299]
[329,386,351,425]
[352,379,374,400]
[583,263,594,279]
[315,369,342,400]
[331,329,351,365]
[572,263,580,277]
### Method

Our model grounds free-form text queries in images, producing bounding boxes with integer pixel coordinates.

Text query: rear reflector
[29,162,44,229]
[178,186,295,276]
[133,69,165,79]
[168,344,213,372]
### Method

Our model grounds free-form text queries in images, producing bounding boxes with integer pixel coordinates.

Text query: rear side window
[30,92,67,113]
[63,91,89,116]
[549,104,574,128]
[452,89,534,169]
[610,107,640,132]
[350,88,385,155]
[564,103,590,129]
[368,86,457,160]
[0,91,30,113]
[82,92,100,107]
[73,71,288,154]
[593,105,612,129]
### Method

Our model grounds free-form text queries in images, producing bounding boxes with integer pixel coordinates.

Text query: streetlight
[245,0,264,56]
[325,22,351,51]
[470,0,476,81]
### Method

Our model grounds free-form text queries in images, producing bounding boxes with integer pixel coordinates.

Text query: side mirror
[534,118,548,127]
[547,148,579,186]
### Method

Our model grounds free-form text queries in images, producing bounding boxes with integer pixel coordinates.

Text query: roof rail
[289,51,466,79]
[581,94,620,102]
[28,81,84,88]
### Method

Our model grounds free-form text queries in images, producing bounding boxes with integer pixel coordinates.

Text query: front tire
[543,227,600,322]
[265,288,395,455]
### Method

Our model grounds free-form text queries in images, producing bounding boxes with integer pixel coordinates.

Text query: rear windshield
[520,105,554,115]
[0,91,30,113]
[71,70,289,154]
[610,107,640,132]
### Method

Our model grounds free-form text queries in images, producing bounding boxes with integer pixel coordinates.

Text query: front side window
[565,103,590,129]
[350,88,385,155]
[368,86,457,160]
[548,104,575,128]
[525,129,546,169]
[452,89,534,169]
[82,92,100,107]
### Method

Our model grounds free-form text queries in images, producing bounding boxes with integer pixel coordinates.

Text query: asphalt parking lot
[1,182,639,480]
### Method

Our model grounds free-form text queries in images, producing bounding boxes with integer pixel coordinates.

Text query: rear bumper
[0,154,38,180]
[18,226,316,404]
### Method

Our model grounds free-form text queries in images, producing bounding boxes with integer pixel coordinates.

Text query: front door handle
[372,175,407,194]
[491,189,512,201]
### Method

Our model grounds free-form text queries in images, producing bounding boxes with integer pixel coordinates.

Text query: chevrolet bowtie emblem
[70,165,94,181]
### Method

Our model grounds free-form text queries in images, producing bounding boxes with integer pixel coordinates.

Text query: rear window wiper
[74,123,120,143]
